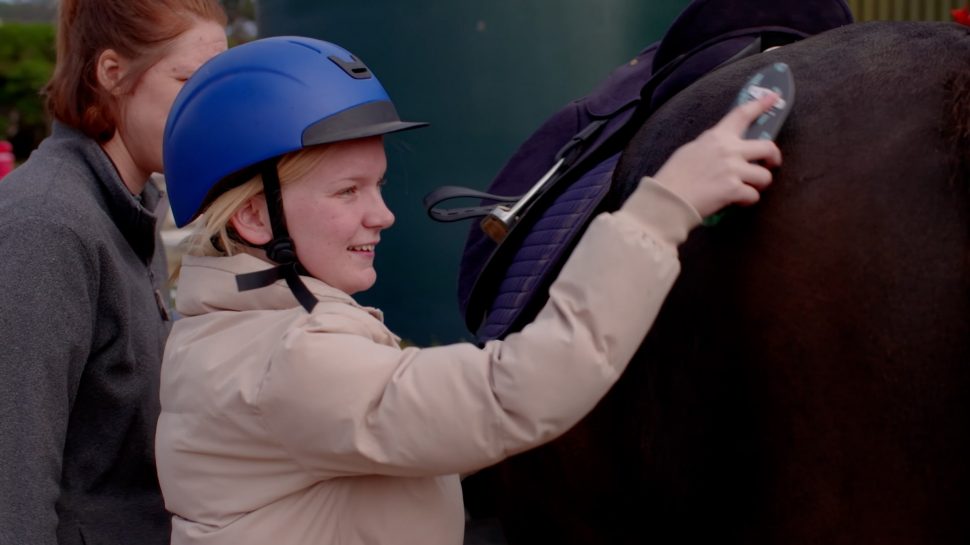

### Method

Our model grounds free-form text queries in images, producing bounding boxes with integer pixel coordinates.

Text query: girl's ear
[230,193,273,246]
[95,49,127,95]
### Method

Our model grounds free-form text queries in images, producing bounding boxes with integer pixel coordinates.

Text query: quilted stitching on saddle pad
[478,153,621,342]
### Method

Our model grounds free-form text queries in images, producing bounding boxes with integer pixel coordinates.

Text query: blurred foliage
[0,22,55,160]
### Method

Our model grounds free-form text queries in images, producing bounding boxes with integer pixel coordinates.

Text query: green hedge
[0,22,56,161]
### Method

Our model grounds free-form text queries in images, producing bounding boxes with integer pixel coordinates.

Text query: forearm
[263,177,699,477]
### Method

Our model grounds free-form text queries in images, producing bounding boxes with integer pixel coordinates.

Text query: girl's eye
[338,186,358,197]
[377,177,388,191]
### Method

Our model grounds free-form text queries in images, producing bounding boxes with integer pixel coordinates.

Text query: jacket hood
[176,253,385,321]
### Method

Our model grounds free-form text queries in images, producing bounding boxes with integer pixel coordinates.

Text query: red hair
[43,0,227,141]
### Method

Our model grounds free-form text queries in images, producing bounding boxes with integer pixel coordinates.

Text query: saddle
[425,0,854,343]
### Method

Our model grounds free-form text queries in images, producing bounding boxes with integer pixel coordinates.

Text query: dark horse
[468,21,970,545]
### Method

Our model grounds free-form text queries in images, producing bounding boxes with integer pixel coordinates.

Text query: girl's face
[283,137,395,295]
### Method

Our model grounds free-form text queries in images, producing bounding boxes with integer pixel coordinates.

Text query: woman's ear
[96,49,127,95]
[230,193,273,246]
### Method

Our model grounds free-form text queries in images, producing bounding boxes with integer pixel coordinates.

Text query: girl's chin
[340,272,378,296]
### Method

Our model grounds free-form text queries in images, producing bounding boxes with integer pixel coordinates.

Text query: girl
[157,36,780,545]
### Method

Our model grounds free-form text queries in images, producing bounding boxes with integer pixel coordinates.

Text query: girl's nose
[365,192,395,230]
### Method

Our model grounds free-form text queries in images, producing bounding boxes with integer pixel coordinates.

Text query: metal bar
[479,158,565,242]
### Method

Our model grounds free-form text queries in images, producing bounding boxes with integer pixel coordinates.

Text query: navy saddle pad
[470,153,619,343]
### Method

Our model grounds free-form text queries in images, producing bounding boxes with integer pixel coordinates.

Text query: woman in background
[0,1,226,544]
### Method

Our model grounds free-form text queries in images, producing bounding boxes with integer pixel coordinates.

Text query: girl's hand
[652,93,783,218]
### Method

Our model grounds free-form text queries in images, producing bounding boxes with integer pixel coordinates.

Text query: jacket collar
[176,253,386,322]
[48,121,159,263]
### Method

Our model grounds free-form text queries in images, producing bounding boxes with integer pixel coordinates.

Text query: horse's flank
[482,21,970,545]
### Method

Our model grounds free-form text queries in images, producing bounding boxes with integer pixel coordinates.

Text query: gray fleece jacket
[0,122,172,545]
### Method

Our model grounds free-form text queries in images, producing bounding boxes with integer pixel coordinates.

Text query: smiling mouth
[348,244,375,252]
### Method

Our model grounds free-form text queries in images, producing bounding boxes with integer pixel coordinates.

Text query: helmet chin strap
[234,158,319,313]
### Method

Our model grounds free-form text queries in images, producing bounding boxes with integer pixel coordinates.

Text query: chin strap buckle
[265,238,297,264]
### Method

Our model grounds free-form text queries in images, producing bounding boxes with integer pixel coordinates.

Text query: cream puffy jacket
[155,177,701,545]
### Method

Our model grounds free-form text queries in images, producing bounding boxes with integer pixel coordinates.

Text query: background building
[1,0,965,344]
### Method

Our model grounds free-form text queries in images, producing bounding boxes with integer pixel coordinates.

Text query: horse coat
[463,21,970,545]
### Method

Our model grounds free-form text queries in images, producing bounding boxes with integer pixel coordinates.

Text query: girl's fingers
[653,92,784,215]
[715,92,779,135]
[738,139,782,167]
[732,183,762,207]
[735,161,774,189]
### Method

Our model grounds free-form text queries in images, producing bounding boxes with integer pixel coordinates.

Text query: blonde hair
[186,145,333,257]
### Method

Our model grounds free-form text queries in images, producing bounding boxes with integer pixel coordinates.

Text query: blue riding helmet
[163,36,428,227]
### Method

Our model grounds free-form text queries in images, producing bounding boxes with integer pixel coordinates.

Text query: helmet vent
[289,39,322,53]
[328,54,373,80]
